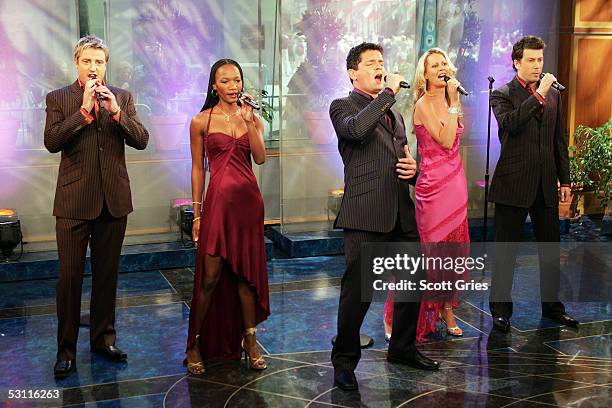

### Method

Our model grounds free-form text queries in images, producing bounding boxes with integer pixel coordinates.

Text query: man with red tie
[44,35,149,378]
[488,36,579,333]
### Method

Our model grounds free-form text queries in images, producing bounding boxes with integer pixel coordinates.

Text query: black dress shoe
[53,357,74,378]
[333,369,358,391]
[492,317,511,332]
[543,312,579,327]
[387,349,440,370]
[92,345,127,362]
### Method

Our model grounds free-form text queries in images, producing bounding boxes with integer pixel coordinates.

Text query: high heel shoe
[241,327,267,371]
[183,358,206,375]
[184,336,205,375]
[439,307,463,337]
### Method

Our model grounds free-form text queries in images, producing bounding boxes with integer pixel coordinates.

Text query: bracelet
[192,201,202,205]
[193,217,201,222]
[448,107,462,115]
[108,107,121,116]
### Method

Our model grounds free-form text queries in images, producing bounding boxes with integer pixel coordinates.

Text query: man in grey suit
[45,35,149,377]
[488,36,578,332]
[329,43,439,391]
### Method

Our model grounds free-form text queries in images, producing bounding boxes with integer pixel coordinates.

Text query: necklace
[217,105,240,122]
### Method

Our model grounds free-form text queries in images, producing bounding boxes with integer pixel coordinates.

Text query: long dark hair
[200,58,245,112]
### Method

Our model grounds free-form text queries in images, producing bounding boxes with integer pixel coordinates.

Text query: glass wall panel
[0,0,563,250]
[436,0,560,219]
[106,0,277,241]
[0,1,78,248]
[279,0,418,233]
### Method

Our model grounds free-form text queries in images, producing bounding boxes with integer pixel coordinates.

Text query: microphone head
[443,75,451,82]
[237,92,260,110]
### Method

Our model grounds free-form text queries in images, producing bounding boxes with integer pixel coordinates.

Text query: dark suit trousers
[490,185,565,319]
[332,218,421,372]
[56,204,127,359]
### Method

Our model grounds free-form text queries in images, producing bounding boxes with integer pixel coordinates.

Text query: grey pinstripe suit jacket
[44,80,149,220]
[488,77,569,208]
[330,90,417,233]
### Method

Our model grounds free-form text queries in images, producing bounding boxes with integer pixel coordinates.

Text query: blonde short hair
[412,48,457,105]
[73,35,109,62]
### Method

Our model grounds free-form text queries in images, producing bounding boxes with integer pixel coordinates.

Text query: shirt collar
[516,75,538,91]
[352,87,374,101]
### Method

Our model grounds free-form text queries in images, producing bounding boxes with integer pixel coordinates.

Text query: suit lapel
[69,80,86,115]
[510,77,544,120]
[70,79,81,95]
[510,77,531,101]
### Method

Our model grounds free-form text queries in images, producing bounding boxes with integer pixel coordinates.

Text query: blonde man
[45,35,148,378]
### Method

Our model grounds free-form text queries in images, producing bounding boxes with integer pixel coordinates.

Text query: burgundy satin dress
[186,107,269,360]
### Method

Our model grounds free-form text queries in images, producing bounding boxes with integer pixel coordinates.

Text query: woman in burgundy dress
[185,59,269,374]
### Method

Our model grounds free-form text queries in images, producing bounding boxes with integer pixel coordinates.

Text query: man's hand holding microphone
[82,74,121,115]
[384,73,410,95]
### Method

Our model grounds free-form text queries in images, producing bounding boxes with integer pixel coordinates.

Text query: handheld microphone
[443,75,469,96]
[87,73,106,103]
[539,73,566,92]
[383,75,410,89]
[237,92,260,110]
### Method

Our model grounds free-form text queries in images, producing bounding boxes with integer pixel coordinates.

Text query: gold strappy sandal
[439,307,463,337]
[186,360,206,375]
[241,327,267,371]
[184,335,206,375]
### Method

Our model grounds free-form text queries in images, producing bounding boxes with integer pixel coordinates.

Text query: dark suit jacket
[330,90,416,233]
[488,77,569,208]
[44,80,149,220]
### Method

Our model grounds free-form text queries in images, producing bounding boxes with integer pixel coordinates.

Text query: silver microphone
[238,92,260,110]
[443,75,469,96]
[539,73,566,92]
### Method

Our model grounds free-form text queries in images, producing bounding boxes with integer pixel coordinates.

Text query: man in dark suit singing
[329,43,439,391]
[488,36,578,333]
[45,35,149,378]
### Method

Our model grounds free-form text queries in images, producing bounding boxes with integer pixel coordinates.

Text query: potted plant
[133,0,198,151]
[565,119,612,218]
[287,5,345,144]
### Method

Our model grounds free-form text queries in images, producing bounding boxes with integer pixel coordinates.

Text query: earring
[211,89,217,97]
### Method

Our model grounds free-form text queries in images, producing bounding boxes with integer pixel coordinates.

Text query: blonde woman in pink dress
[384,48,469,342]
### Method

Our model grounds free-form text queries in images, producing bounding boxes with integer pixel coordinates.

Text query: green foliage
[242,78,275,126]
[569,119,612,210]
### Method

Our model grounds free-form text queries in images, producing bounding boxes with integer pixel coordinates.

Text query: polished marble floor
[0,241,610,406]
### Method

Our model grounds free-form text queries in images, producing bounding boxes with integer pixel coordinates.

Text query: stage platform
[0,216,609,407]
[0,238,274,283]
[269,216,601,258]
